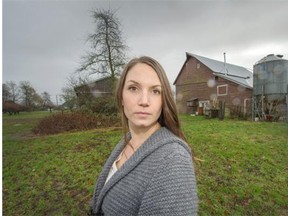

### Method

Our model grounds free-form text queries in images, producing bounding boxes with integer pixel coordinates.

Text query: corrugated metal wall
[253,54,288,121]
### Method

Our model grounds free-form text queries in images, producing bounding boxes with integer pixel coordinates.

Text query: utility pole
[56,95,58,106]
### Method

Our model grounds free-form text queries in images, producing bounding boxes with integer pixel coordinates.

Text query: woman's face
[122,63,162,132]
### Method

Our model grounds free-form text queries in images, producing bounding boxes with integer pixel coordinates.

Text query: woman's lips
[135,111,151,116]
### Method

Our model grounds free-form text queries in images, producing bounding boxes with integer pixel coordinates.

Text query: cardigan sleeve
[138,151,198,216]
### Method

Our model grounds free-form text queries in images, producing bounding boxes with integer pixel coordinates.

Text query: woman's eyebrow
[152,85,162,88]
[126,80,139,84]
[127,80,161,87]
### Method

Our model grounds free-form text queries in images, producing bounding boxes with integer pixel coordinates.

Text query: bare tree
[6,81,20,103]
[19,81,41,109]
[2,83,11,102]
[32,93,44,108]
[61,87,77,111]
[2,81,20,103]
[77,8,128,79]
[41,91,54,111]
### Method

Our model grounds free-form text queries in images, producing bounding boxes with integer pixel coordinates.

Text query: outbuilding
[174,52,253,118]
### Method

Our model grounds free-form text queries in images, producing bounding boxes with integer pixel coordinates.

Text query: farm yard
[2,111,288,215]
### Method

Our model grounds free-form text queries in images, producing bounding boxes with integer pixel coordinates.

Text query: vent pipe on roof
[224,52,228,75]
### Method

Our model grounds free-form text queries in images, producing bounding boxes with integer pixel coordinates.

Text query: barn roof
[174,52,253,89]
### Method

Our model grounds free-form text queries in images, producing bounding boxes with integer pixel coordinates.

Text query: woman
[89,56,198,215]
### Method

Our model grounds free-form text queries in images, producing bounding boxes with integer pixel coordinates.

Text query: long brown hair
[116,56,187,142]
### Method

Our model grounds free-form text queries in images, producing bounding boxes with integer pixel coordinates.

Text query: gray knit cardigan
[90,127,198,215]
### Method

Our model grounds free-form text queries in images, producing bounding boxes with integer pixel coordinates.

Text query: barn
[173,52,253,118]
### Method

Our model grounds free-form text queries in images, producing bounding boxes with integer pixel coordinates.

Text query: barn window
[217,84,228,96]
[197,63,201,69]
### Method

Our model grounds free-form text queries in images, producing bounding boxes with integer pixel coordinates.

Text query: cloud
[3,0,288,100]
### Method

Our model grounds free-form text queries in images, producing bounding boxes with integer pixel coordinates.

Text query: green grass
[3,111,122,215]
[2,112,288,215]
[3,111,54,140]
[180,115,288,216]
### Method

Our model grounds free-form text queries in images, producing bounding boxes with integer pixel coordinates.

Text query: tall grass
[2,112,288,215]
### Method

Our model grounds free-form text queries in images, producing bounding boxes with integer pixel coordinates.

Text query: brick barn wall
[215,79,252,116]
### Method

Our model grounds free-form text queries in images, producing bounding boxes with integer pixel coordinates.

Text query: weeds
[32,112,121,135]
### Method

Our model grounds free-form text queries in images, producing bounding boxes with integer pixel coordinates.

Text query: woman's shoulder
[149,127,192,159]
[159,127,190,149]
[157,138,192,159]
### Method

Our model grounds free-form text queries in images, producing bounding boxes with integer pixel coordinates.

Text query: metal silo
[253,54,288,121]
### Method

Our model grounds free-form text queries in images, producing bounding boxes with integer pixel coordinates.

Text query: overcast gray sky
[3,0,288,103]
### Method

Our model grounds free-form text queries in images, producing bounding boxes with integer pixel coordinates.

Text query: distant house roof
[174,52,253,89]
[93,76,117,83]
[75,76,116,90]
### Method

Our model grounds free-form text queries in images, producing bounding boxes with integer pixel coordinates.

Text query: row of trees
[2,81,54,112]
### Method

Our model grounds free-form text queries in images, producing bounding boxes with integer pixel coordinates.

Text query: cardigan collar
[92,127,191,213]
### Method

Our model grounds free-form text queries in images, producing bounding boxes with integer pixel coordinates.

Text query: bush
[32,112,121,135]
[90,96,118,115]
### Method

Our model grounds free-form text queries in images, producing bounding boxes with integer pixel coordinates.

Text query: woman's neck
[129,123,161,150]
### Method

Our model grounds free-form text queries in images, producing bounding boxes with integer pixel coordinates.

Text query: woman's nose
[138,91,149,107]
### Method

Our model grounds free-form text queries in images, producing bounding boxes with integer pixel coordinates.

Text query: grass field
[2,112,288,215]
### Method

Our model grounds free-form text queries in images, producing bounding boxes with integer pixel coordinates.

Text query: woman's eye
[152,89,161,95]
[128,86,137,92]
